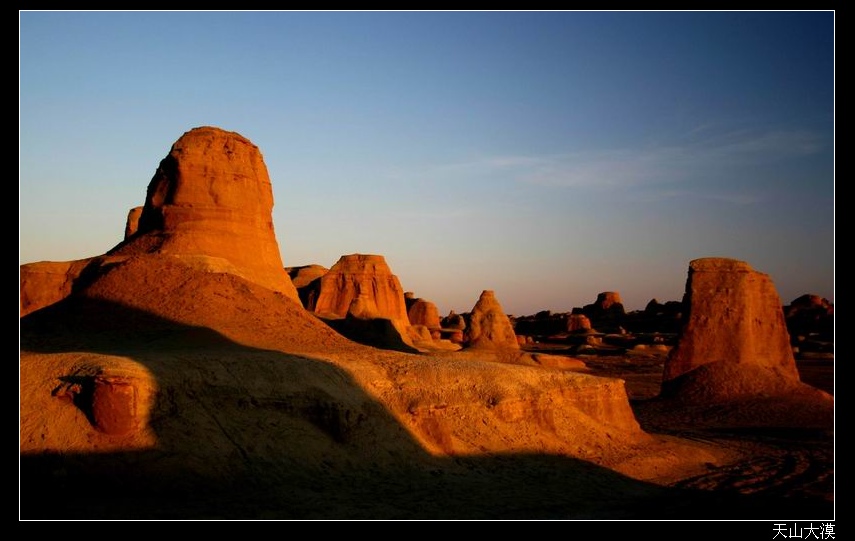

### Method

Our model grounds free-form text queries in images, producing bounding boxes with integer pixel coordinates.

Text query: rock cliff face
[661,257,813,402]
[109,126,300,302]
[465,290,520,350]
[312,254,409,324]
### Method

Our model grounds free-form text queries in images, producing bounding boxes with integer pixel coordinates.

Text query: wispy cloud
[430,129,826,204]
[514,129,824,189]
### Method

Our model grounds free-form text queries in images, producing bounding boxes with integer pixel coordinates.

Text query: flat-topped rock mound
[659,257,832,422]
[312,254,409,323]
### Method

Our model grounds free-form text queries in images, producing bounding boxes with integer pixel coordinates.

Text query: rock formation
[581,291,626,328]
[465,290,520,350]
[441,311,466,344]
[108,126,300,302]
[21,127,304,316]
[287,264,329,289]
[20,259,93,317]
[784,294,834,348]
[124,206,143,239]
[594,291,623,311]
[312,254,409,324]
[286,264,329,310]
[407,298,442,339]
[661,257,827,402]
[567,313,593,332]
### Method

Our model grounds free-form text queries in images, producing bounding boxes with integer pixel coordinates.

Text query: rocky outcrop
[784,294,834,347]
[312,254,409,324]
[441,311,466,344]
[124,206,143,239]
[662,257,811,401]
[107,126,300,302]
[567,313,593,332]
[19,259,94,317]
[594,291,623,311]
[465,290,520,350]
[581,291,626,329]
[407,298,442,339]
[287,264,329,289]
[286,264,329,310]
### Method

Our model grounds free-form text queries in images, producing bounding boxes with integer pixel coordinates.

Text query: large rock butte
[109,126,300,302]
[661,257,818,403]
[20,126,302,314]
[465,290,520,350]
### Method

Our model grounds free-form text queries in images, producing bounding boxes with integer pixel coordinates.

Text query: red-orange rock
[595,291,623,310]
[407,298,442,339]
[124,206,143,239]
[465,290,520,350]
[109,126,299,302]
[286,264,329,289]
[663,257,801,395]
[567,313,593,332]
[19,259,93,317]
[286,264,329,310]
[312,254,409,324]
[91,375,139,436]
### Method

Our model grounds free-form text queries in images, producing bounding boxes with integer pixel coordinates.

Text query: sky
[19,10,835,316]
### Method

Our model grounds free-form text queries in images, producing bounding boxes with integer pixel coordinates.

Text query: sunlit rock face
[465,290,520,350]
[662,257,804,400]
[312,254,409,324]
[124,206,144,239]
[567,313,593,332]
[594,291,623,311]
[19,259,93,317]
[109,126,300,302]
[407,298,442,339]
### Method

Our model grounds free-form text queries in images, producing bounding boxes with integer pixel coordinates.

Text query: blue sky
[19,11,835,315]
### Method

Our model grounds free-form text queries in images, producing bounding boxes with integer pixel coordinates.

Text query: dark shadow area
[20,297,834,520]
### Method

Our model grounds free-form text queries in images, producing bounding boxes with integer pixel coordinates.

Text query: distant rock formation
[108,126,300,302]
[594,291,623,311]
[465,290,520,350]
[784,294,834,347]
[441,311,466,344]
[312,254,409,324]
[286,264,329,310]
[662,257,816,402]
[581,291,626,329]
[567,313,593,332]
[407,298,442,339]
